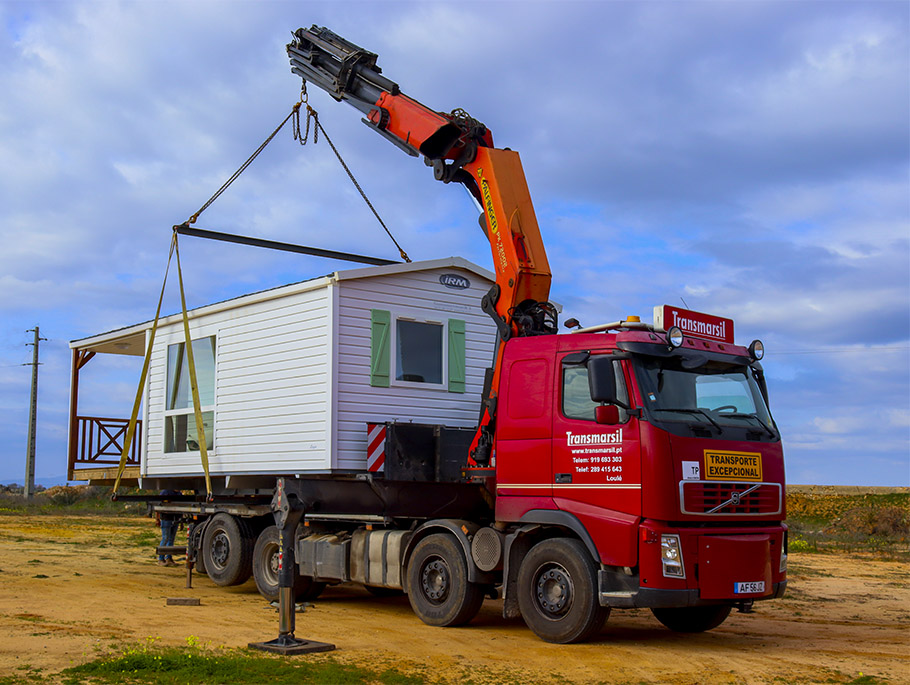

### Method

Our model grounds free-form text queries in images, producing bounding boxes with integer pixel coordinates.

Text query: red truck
[146,26,786,645]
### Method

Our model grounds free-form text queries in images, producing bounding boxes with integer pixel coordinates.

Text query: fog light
[667,326,684,349]
[780,551,788,574]
[749,339,764,360]
[660,534,685,578]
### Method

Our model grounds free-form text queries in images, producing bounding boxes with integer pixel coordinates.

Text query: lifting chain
[186,103,302,226]
[292,83,410,263]
[186,80,410,263]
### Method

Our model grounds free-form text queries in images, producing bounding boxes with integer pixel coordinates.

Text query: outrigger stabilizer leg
[249,478,335,655]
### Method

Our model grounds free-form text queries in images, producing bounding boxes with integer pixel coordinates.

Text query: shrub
[827,506,909,539]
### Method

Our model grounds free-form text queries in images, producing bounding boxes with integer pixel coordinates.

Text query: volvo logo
[439,274,470,290]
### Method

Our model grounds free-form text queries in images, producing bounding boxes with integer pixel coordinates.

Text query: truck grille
[679,481,782,516]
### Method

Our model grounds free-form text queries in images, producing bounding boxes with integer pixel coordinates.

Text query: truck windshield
[633,356,776,437]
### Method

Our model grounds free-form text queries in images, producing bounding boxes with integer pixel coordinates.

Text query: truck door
[551,354,642,565]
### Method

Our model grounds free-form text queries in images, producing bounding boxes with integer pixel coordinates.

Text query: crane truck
[148,26,786,644]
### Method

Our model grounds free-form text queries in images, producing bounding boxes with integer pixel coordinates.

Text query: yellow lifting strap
[112,231,213,498]
[174,235,213,497]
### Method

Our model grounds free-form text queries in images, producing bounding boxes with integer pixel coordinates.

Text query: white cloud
[0,0,906,485]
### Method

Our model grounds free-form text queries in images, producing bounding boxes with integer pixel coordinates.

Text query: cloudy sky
[0,0,907,486]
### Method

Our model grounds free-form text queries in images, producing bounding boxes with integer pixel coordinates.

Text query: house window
[396,319,443,384]
[164,335,215,453]
[369,310,465,392]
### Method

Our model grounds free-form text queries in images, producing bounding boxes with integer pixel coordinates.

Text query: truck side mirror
[588,356,617,403]
[595,404,621,425]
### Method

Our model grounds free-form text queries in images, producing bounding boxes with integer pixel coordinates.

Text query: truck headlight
[661,534,685,578]
[667,326,684,349]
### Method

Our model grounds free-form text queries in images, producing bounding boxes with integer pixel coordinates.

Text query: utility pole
[24,326,46,499]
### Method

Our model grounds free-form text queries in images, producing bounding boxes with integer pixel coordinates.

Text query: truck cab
[493,308,786,632]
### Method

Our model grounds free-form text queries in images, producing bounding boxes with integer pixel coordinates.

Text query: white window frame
[163,333,218,454]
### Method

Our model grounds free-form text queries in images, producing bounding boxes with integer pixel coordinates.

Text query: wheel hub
[268,545,280,580]
[421,558,450,603]
[212,532,230,569]
[536,565,572,616]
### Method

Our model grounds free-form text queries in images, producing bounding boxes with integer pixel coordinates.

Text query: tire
[194,548,208,576]
[201,513,254,586]
[301,581,327,601]
[406,533,485,627]
[252,525,319,602]
[651,605,731,633]
[517,538,609,644]
[189,524,207,576]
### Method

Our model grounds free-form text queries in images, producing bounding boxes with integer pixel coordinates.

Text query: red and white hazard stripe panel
[367,423,386,473]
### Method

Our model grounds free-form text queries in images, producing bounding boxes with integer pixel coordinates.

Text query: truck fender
[401,519,488,591]
[517,509,600,561]
[186,517,210,564]
[500,510,601,619]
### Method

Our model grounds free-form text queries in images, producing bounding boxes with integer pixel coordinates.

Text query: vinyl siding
[144,287,332,476]
[138,261,496,477]
[334,267,496,470]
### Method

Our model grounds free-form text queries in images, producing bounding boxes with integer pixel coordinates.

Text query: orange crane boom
[288,26,556,464]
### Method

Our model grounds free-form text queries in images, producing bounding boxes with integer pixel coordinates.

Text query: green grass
[0,486,154,516]
[129,528,162,548]
[59,638,425,685]
[0,665,47,685]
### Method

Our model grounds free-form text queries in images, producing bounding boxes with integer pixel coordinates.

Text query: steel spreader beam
[173,225,399,266]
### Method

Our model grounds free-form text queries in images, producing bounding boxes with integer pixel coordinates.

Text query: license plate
[734,581,765,594]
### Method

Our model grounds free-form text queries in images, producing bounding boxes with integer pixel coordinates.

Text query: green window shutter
[370,309,391,387]
[448,318,466,393]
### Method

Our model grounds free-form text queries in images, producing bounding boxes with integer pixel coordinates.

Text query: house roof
[70,257,494,355]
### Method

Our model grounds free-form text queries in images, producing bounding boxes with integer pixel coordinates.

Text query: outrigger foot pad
[248,635,335,655]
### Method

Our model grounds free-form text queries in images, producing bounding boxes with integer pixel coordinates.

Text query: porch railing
[73,416,141,467]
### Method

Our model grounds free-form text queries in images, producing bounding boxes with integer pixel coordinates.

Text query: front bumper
[598,521,787,608]
[599,575,787,608]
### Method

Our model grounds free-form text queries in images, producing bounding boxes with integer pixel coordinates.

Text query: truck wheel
[651,605,731,632]
[406,533,484,627]
[252,525,320,602]
[301,581,327,601]
[202,513,254,586]
[517,538,609,643]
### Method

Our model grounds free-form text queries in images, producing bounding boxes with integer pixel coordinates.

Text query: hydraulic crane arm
[288,26,555,464]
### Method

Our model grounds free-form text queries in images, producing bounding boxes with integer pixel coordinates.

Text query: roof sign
[654,305,734,344]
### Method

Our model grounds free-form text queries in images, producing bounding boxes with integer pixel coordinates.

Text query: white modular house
[67,258,497,482]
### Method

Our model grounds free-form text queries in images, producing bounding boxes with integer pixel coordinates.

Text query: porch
[67,325,149,485]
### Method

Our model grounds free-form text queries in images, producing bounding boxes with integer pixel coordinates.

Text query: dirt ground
[0,514,907,684]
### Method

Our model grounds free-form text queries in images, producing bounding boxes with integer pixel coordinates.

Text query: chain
[187,102,302,225]
[293,101,411,263]
[185,81,411,263]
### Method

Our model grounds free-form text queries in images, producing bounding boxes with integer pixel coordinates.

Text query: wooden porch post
[67,348,95,480]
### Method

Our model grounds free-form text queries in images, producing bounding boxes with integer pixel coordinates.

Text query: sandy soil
[0,513,907,684]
